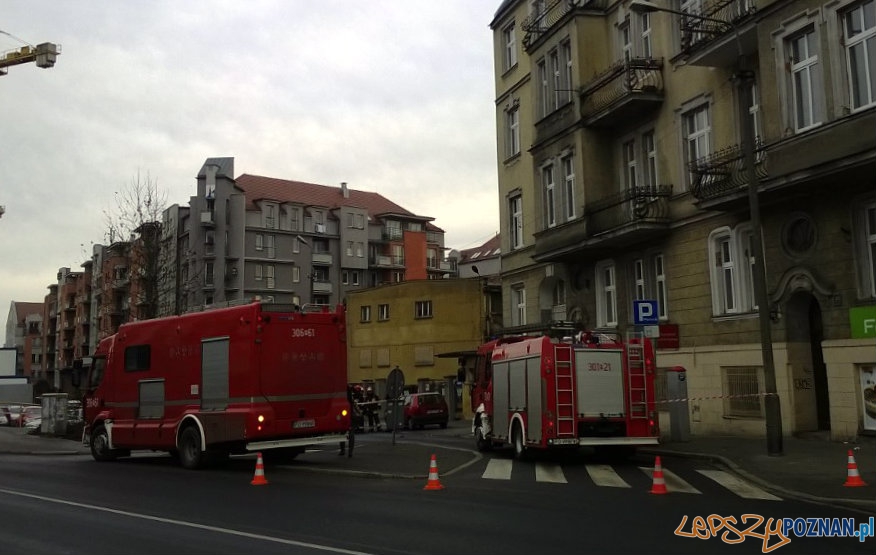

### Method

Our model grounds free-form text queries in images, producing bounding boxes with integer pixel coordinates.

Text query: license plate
[427,410,441,414]
[293,419,315,429]
[551,438,579,445]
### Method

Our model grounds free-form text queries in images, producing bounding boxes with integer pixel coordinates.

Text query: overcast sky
[0,0,501,317]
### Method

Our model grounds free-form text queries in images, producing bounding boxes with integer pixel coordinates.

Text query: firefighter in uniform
[363,386,381,432]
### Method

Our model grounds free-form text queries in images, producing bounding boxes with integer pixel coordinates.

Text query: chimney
[341,182,349,198]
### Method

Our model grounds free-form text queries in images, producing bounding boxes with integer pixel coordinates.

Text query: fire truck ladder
[554,344,576,436]
[625,331,648,420]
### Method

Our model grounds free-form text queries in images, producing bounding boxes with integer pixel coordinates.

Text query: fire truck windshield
[88,357,106,390]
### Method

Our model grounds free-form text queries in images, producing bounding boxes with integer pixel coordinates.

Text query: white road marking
[585,464,631,488]
[638,466,701,494]
[696,469,782,500]
[0,487,375,554]
[534,463,567,483]
[482,458,513,480]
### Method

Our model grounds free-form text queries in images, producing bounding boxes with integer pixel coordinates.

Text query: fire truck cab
[471,331,659,459]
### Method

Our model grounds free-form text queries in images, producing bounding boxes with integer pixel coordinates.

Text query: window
[266,234,275,259]
[683,103,711,190]
[788,27,823,131]
[543,163,556,228]
[708,225,757,315]
[844,0,876,110]
[595,261,617,327]
[620,17,633,62]
[562,155,576,220]
[356,242,364,257]
[124,345,150,372]
[352,271,360,286]
[293,236,301,254]
[255,265,263,281]
[641,13,652,58]
[265,265,275,289]
[361,306,371,323]
[633,259,646,300]
[853,200,876,298]
[346,241,353,257]
[723,367,764,418]
[512,286,526,326]
[415,300,433,319]
[342,271,349,285]
[538,60,550,117]
[265,205,276,229]
[290,208,299,231]
[748,82,762,141]
[509,194,524,249]
[563,41,573,105]
[503,22,517,71]
[292,266,300,283]
[255,234,264,251]
[654,253,667,319]
[551,49,562,109]
[506,106,520,158]
[623,140,637,189]
[205,262,214,286]
[378,304,390,321]
[643,131,657,187]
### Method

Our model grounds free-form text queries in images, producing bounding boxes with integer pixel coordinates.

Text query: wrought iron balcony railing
[682,0,757,51]
[580,57,664,122]
[584,185,672,236]
[521,0,574,49]
[689,139,767,201]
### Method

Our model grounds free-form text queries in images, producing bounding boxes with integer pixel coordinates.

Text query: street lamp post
[630,0,783,455]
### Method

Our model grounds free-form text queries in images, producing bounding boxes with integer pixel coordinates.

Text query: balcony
[312,252,333,266]
[521,0,575,51]
[312,280,333,295]
[534,101,577,149]
[534,185,673,261]
[689,140,767,209]
[580,57,664,127]
[682,0,758,68]
[382,228,403,241]
[200,210,215,226]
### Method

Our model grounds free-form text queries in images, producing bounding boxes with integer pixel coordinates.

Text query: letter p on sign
[633,300,659,325]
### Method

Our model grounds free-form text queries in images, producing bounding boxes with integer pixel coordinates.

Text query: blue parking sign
[633,300,659,325]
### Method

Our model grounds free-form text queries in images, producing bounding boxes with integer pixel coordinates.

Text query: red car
[403,393,449,430]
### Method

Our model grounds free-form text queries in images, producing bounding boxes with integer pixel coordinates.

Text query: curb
[642,447,876,515]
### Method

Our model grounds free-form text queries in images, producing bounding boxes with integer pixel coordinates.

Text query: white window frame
[682,102,712,191]
[292,266,300,284]
[512,285,527,326]
[266,234,275,259]
[538,59,550,118]
[503,21,517,71]
[543,163,556,228]
[654,253,668,320]
[352,271,360,286]
[506,105,520,158]
[643,130,658,187]
[510,194,524,249]
[620,16,633,62]
[415,300,433,319]
[255,234,264,251]
[622,139,638,189]
[640,13,652,59]
[787,26,823,131]
[708,225,757,316]
[550,49,562,110]
[360,306,371,322]
[853,199,876,298]
[595,260,618,327]
[265,265,275,289]
[562,154,576,220]
[563,41,573,105]
[843,0,876,110]
[342,271,349,285]
[346,241,353,257]
[378,304,390,321]
[255,264,263,281]
[633,258,646,300]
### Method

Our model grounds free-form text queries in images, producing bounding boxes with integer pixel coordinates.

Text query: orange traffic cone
[423,454,445,491]
[251,452,269,486]
[649,456,668,494]
[844,450,867,487]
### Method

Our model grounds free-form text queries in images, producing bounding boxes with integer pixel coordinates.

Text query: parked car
[403,392,449,430]
[4,405,23,426]
[22,406,42,431]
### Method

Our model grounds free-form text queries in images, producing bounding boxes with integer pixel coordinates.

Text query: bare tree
[103,171,168,321]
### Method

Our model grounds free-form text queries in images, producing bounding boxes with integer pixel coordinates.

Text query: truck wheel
[89,425,116,462]
[178,426,205,469]
[513,425,526,460]
[475,426,491,452]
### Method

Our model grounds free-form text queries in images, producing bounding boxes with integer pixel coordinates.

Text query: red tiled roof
[459,233,501,262]
[13,302,43,323]
[235,174,422,219]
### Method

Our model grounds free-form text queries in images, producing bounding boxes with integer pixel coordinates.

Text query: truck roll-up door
[202,337,229,411]
[575,348,624,417]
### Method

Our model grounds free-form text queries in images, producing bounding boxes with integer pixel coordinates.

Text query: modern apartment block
[490,0,876,439]
[160,157,449,313]
[3,301,43,379]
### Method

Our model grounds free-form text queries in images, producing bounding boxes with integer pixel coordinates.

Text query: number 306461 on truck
[471,331,659,459]
[82,302,351,469]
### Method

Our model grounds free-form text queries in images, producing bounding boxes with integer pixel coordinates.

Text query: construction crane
[0,29,60,76]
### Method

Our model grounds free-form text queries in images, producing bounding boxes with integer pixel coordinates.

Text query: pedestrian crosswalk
[479,459,781,500]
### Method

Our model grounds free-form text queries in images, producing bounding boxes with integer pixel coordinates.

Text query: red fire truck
[471,331,659,458]
[81,302,351,469]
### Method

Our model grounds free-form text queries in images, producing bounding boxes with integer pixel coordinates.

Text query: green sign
[850,306,876,339]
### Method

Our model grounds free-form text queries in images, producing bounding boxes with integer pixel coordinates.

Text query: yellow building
[346,278,498,420]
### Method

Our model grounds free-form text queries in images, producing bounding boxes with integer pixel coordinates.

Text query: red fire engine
[471,330,659,458]
[81,302,351,469]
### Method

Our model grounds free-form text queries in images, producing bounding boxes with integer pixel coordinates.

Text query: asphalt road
[1,447,872,555]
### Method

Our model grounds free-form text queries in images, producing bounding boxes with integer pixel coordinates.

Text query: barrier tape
[658,392,779,403]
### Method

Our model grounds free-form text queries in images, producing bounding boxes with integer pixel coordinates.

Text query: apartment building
[3,301,43,379]
[161,157,449,313]
[490,0,875,440]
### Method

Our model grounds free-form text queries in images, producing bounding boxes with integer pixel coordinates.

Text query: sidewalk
[2,422,873,511]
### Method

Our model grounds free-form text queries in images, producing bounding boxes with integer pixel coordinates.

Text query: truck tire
[512,425,526,460]
[178,426,205,469]
[89,425,117,462]
[475,426,491,452]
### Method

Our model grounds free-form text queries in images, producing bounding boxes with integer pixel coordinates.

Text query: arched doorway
[784,291,830,432]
